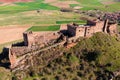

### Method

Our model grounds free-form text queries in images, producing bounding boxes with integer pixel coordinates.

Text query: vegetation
[0,1,59,14]
[0,0,120,80]
[76,0,120,12]
[0,67,11,80]
[0,10,81,26]
[56,20,86,24]
[0,39,23,53]
[74,32,120,71]
[27,25,60,31]
[11,33,120,80]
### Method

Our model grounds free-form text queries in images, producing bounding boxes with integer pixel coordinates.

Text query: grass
[0,0,120,26]
[0,1,59,14]
[0,10,81,26]
[74,32,120,71]
[0,39,23,53]
[70,4,80,8]
[0,67,11,80]
[56,20,86,24]
[75,0,120,11]
[0,0,119,15]
[27,25,60,31]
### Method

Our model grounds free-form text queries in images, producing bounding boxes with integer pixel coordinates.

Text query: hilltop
[0,0,120,80]
[10,32,120,80]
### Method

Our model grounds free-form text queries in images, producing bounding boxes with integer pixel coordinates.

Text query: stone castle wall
[109,23,117,35]
[8,19,118,70]
[67,19,117,38]
[23,31,61,46]
[10,40,66,69]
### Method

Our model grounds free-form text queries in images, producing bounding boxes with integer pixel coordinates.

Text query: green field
[0,0,59,14]
[0,0,119,15]
[56,20,86,24]
[0,0,119,26]
[74,0,120,12]
[27,25,60,31]
[0,10,81,26]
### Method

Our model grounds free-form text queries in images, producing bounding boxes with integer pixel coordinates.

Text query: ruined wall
[67,24,76,37]
[9,30,64,69]
[108,23,117,35]
[87,20,96,25]
[9,46,41,68]
[94,21,105,32]
[9,19,118,70]
[85,21,105,37]
[9,49,17,69]
[67,19,117,38]
[75,26,85,38]
[11,41,65,70]
[23,31,61,47]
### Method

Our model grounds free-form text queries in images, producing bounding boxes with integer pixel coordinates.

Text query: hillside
[11,32,120,80]
[0,0,120,80]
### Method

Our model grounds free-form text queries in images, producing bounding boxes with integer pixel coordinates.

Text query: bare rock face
[0,0,32,3]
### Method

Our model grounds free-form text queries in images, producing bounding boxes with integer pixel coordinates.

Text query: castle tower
[23,31,35,46]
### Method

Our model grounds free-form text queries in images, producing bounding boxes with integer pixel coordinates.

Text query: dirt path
[0,25,30,44]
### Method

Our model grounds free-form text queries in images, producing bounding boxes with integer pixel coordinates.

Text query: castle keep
[67,19,117,38]
[9,19,118,70]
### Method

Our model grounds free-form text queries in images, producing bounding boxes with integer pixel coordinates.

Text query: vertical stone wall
[75,26,85,38]
[67,24,76,37]
[23,31,35,46]
[109,23,117,35]
[9,48,17,69]
[23,31,61,47]
[95,21,105,32]
[67,19,117,38]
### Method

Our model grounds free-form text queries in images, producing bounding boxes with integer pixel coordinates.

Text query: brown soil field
[51,2,70,8]
[0,25,30,44]
[44,0,57,3]
[0,0,32,3]
[44,0,79,8]
[0,3,16,6]
[101,1,115,5]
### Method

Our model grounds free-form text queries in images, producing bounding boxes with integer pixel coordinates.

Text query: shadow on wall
[0,48,10,69]
[12,41,25,47]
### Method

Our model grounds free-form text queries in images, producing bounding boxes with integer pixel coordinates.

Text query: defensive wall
[8,19,118,70]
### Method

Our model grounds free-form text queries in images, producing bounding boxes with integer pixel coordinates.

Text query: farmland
[28,25,60,31]
[0,0,120,46]
[56,20,86,24]
[0,0,120,80]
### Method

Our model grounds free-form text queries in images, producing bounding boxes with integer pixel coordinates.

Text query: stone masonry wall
[9,19,118,70]
[23,31,61,46]
[109,23,117,35]
[11,41,65,71]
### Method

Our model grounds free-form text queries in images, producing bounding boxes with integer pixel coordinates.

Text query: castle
[9,18,118,70]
